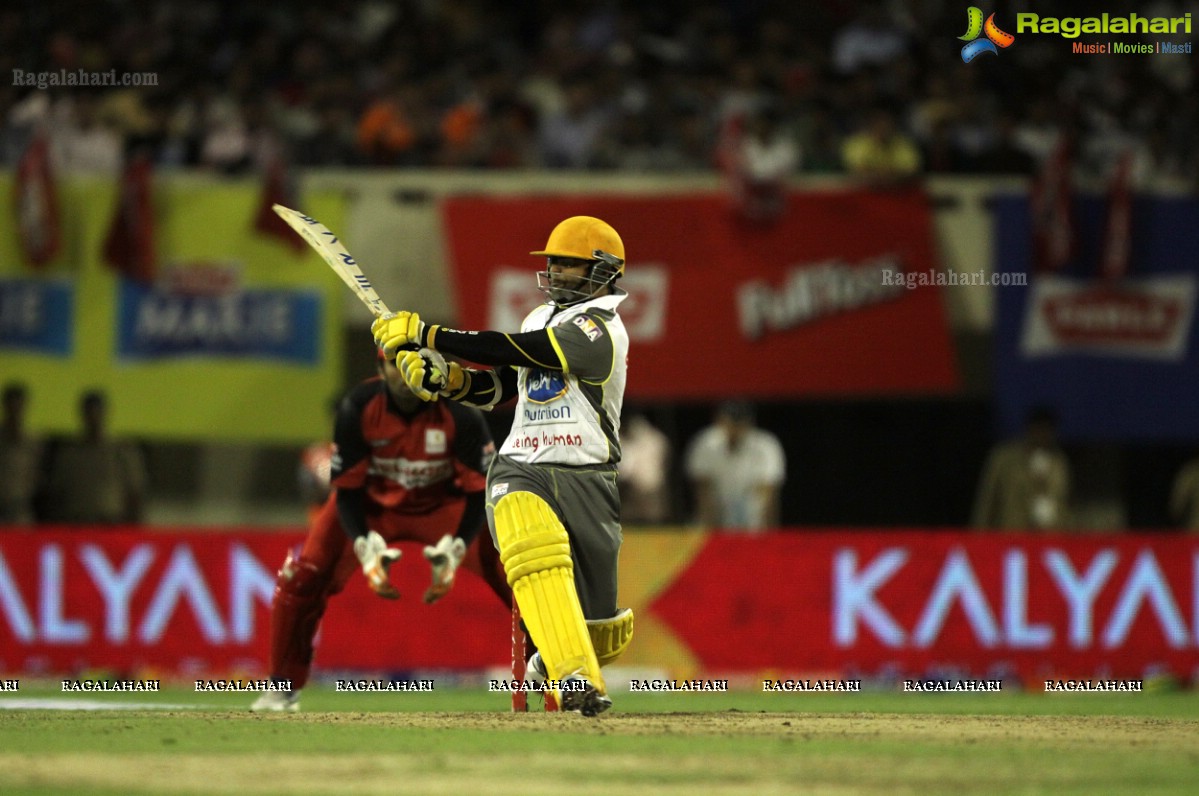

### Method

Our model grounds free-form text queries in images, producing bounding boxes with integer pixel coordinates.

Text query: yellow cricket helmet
[531,216,625,307]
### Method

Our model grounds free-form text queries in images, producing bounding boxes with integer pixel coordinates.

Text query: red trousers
[268,492,511,688]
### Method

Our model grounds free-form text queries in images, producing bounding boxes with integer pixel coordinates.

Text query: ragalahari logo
[960,7,1015,62]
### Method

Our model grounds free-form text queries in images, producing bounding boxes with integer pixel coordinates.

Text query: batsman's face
[544,256,592,300]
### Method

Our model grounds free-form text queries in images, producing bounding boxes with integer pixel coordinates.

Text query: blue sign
[993,195,1199,442]
[0,279,73,356]
[116,279,321,363]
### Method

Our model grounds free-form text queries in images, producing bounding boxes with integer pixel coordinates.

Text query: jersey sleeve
[434,328,563,370]
[329,383,373,489]
[446,402,494,494]
[545,308,617,382]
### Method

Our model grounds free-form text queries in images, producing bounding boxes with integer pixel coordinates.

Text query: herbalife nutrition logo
[959,7,1015,62]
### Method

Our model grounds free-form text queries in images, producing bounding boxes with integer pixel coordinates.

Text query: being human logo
[960,7,1015,62]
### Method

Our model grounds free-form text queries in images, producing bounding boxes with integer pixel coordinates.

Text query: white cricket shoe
[559,673,611,717]
[422,535,466,604]
[250,689,299,712]
[526,651,549,682]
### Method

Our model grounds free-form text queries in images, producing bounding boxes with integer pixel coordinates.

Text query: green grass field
[1,684,1196,795]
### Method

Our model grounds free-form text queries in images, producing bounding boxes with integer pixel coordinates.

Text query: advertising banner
[2,529,1194,685]
[0,177,345,443]
[442,192,959,399]
[993,194,1199,441]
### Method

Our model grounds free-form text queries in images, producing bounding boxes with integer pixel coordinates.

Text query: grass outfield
[1,685,1196,795]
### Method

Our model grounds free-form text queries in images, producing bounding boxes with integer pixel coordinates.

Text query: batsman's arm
[372,312,565,371]
[437,310,617,382]
[442,364,519,410]
[434,328,565,370]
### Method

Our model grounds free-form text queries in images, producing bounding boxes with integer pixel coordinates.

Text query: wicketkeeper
[373,215,635,716]
[253,349,510,711]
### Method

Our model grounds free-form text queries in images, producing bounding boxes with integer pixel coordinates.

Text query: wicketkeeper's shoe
[422,534,466,604]
[250,689,299,713]
[559,673,612,718]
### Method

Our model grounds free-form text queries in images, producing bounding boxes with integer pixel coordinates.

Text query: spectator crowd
[0,0,1195,185]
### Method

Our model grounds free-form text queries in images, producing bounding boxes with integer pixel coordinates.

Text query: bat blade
[272,203,393,319]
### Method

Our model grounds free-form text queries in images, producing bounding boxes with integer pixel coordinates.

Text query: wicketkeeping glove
[398,349,465,401]
[352,530,402,599]
[372,311,437,354]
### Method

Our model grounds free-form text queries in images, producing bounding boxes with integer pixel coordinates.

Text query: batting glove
[372,311,437,354]
[352,530,402,599]
[398,349,465,401]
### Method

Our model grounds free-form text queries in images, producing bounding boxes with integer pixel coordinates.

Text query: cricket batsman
[374,216,634,716]
[252,349,510,711]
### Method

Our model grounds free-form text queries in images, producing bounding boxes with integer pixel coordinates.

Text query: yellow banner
[0,174,344,443]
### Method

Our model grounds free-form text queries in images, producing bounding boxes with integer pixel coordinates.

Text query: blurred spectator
[536,78,612,169]
[52,93,122,174]
[975,112,1037,177]
[618,412,672,525]
[1169,455,1199,532]
[294,103,359,167]
[830,2,910,75]
[722,105,799,221]
[920,118,973,175]
[0,383,42,525]
[841,106,921,185]
[0,1,1194,181]
[356,85,427,166]
[972,407,1071,531]
[685,401,786,531]
[37,390,147,525]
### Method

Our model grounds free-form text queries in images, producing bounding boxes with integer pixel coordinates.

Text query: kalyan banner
[1,529,1195,684]
[442,192,959,399]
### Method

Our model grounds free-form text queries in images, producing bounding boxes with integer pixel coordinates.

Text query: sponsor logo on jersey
[524,404,573,424]
[491,482,509,498]
[526,368,567,404]
[425,428,447,454]
[572,315,603,341]
[368,457,454,489]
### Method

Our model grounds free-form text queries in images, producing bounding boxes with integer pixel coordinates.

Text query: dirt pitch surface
[3,709,1197,795]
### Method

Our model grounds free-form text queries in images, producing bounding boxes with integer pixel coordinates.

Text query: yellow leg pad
[494,492,605,693]
[587,608,634,667]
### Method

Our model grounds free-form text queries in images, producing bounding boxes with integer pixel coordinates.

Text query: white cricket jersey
[500,290,628,466]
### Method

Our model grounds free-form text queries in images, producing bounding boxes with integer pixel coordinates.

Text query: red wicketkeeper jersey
[330,377,493,514]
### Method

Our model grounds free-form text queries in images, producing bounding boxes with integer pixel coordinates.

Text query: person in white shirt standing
[686,402,786,531]
[371,215,634,717]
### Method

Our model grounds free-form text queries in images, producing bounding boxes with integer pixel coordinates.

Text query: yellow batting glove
[397,350,441,401]
[372,311,437,354]
[398,349,466,401]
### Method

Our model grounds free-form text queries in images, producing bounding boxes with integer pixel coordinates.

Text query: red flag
[254,156,306,252]
[1029,134,1076,273]
[103,155,157,283]
[1098,150,1134,281]
[13,133,62,268]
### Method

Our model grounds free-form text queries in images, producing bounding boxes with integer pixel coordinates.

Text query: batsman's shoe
[250,689,299,713]
[559,673,611,718]
[526,651,549,682]
[422,534,466,604]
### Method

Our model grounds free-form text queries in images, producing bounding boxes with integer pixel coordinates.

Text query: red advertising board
[0,529,1194,683]
[0,529,512,676]
[441,192,959,399]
